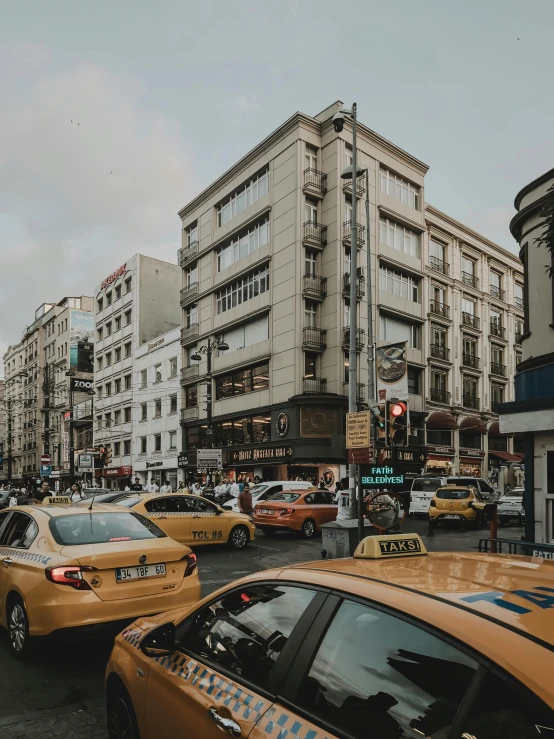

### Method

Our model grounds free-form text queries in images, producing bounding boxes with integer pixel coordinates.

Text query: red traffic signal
[390,401,407,418]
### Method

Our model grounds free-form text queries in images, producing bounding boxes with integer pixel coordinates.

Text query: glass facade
[216,362,269,399]
[186,413,272,448]
[217,218,270,271]
[217,169,269,226]
[379,267,419,302]
[216,266,270,314]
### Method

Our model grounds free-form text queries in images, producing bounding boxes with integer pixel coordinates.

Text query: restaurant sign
[227,445,293,464]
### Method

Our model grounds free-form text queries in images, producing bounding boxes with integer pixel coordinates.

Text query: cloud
[0,53,190,361]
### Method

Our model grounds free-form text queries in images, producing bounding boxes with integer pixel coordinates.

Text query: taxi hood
[61,537,190,568]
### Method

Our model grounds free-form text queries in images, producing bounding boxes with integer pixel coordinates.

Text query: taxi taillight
[45,565,95,590]
[182,553,197,577]
[279,507,294,516]
[429,500,437,508]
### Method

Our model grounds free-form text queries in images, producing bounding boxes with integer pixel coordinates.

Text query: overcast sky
[1,0,552,361]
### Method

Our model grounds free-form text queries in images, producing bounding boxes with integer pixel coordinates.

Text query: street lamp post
[66,370,75,487]
[190,336,229,481]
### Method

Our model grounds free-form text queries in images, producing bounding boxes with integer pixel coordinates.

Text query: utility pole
[43,364,50,482]
[68,378,75,486]
[348,102,359,519]
[365,169,376,405]
[7,399,12,482]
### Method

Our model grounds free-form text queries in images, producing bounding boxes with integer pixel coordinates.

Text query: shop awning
[488,421,509,437]
[427,411,457,430]
[489,450,524,462]
[460,416,487,434]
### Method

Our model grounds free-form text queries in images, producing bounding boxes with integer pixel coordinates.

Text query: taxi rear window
[115,497,143,508]
[49,512,166,545]
[267,492,301,502]
[436,489,471,499]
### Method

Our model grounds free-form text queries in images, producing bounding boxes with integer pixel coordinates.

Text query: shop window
[489,436,508,451]
[214,414,271,446]
[215,362,269,399]
[427,429,452,446]
[459,432,481,449]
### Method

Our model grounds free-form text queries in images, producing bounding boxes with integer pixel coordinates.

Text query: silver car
[497,487,525,526]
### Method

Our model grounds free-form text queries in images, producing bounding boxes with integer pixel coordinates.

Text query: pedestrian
[71,483,84,503]
[160,479,172,493]
[145,479,157,493]
[130,477,143,492]
[238,483,253,515]
[230,479,240,498]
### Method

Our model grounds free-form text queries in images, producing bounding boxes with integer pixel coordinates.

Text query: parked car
[408,477,447,516]
[222,481,314,513]
[429,485,485,529]
[497,487,525,526]
[253,488,337,538]
[447,476,498,502]
[0,491,32,510]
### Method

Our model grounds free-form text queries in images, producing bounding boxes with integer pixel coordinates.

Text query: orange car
[253,488,337,537]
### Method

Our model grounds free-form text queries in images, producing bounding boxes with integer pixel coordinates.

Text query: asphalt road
[0,518,524,738]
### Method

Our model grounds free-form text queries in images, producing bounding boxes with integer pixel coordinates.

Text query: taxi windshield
[436,488,471,500]
[267,492,301,502]
[49,512,166,545]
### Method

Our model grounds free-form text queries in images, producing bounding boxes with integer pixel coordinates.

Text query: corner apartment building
[177,100,523,486]
[3,296,94,484]
[93,255,180,488]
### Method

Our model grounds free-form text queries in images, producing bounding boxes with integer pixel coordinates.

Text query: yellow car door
[142,496,192,544]
[185,495,229,545]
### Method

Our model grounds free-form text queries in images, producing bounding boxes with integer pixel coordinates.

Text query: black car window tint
[2,513,34,548]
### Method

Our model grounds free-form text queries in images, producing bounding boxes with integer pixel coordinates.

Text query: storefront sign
[227,445,293,464]
[376,447,427,466]
[376,341,408,401]
[62,432,69,462]
[146,460,164,469]
[346,411,371,448]
[197,449,223,470]
[276,412,289,437]
[323,468,335,486]
[348,446,374,464]
[360,464,405,488]
[178,453,188,467]
[71,377,94,393]
[460,448,485,458]
[78,454,93,468]
[148,337,165,352]
[102,466,133,477]
[428,446,455,456]
[101,263,127,290]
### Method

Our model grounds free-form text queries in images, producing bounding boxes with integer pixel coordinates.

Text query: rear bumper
[26,576,201,637]
[410,500,431,514]
[254,517,302,532]
[429,512,476,521]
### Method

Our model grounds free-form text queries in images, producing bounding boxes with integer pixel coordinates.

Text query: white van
[409,477,447,516]
[222,480,315,513]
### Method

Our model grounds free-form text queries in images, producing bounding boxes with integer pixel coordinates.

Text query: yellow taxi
[0,503,200,658]
[428,484,483,528]
[105,533,554,739]
[115,493,256,549]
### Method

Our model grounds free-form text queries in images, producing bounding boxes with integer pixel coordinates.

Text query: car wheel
[301,518,317,538]
[229,525,249,549]
[107,683,141,739]
[261,527,276,536]
[7,596,32,660]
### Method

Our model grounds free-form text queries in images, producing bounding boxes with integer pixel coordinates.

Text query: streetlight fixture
[190,337,229,478]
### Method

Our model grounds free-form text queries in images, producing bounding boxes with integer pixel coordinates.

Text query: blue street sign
[40,464,52,475]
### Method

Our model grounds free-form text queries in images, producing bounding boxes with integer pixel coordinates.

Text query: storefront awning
[488,421,509,437]
[460,416,487,434]
[427,411,457,430]
[489,450,524,462]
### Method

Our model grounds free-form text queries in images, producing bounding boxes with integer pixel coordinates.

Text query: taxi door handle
[2,558,14,566]
[209,708,241,737]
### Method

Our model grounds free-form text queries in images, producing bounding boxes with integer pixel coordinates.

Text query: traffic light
[370,404,386,443]
[387,401,408,447]
[105,446,113,466]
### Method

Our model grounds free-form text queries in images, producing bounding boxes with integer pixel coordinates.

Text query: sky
[1,0,553,361]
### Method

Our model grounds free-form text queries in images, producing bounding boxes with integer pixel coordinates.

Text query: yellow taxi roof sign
[42,495,72,505]
[354,533,427,559]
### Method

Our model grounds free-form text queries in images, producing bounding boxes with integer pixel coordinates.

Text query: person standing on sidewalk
[238,484,253,516]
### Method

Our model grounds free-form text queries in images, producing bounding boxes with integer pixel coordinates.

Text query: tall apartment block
[172,100,522,487]
[92,254,180,488]
[3,296,94,486]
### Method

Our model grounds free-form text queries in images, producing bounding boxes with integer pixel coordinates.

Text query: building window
[215,362,270,399]
[169,431,177,449]
[514,282,524,309]
[125,277,132,294]
[223,315,269,351]
[491,384,504,406]
[97,298,103,312]
[115,284,121,300]
[408,367,421,395]
[463,376,478,400]
[124,342,132,358]
[379,315,420,348]
[115,315,121,331]
[169,357,178,377]
[140,369,147,388]
[105,323,112,337]
[305,300,317,328]
[462,297,475,316]
[124,406,131,423]
[304,353,317,380]
[154,398,162,417]
[490,308,502,328]
[113,441,120,456]
[460,430,481,450]
[305,250,317,276]
[140,437,147,454]
[490,270,503,298]
[430,239,445,263]
[154,434,162,452]
[97,357,103,371]
[185,222,198,248]
[379,168,420,209]
[305,145,318,170]
[141,402,147,421]
[113,378,120,395]
[427,428,452,446]
[105,382,111,397]
[379,218,419,258]
[185,264,198,287]
[170,394,178,413]
[154,363,162,382]
[125,310,131,326]
[97,327,103,341]
[185,304,198,328]
[114,410,121,426]
[123,439,131,455]
[217,168,269,226]
[216,266,270,314]
[379,267,419,302]
[124,374,131,390]
[105,352,112,366]
[515,352,522,367]
[217,218,270,271]
[114,347,121,363]
[185,385,197,408]
[463,336,477,358]
[106,292,112,307]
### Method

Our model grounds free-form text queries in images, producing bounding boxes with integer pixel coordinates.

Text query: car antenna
[88,494,96,511]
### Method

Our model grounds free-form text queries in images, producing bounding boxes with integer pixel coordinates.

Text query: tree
[536,183,554,276]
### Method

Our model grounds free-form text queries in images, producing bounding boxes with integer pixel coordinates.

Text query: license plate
[257,508,272,514]
[116,564,166,582]
[443,515,459,520]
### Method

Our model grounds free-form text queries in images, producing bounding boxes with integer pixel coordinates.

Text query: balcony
[343,382,366,403]
[461,312,480,330]
[462,354,480,370]
[303,168,327,198]
[180,282,199,307]
[429,256,449,275]
[430,388,451,404]
[514,296,524,310]
[461,271,479,289]
[302,221,327,249]
[180,406,199,422]
[343,273,365,300]
[462,394,480,410]
[181,324,199,345]
[179,241,199,268]
[343,328,365,351]
[180,365,199,385]
[515,332,523,345]
[343,221,366,246]
[302,274,327,301]
[303,327,327,351]
[303,377,327,394]
[489,285,506,302]
[342,175,365,198]
[490,362,507,377]
[489,323,506,339]
[430,344,450,362]
[429,300,450,319]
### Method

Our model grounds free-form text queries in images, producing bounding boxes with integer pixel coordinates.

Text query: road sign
[40,454,51,465]
[196,449,222,471]
[348,445,374,464]
[40,464,52,476]
[346,411,371,448]
[78,453,93,469]
[178,453,188,467]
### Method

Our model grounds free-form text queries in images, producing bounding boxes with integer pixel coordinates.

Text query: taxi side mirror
[140,621,176,657]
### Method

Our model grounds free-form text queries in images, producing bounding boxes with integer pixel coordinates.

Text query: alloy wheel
[231,527,248,548]
[9,604,26,653]
[108,696,135,739]
[303,519,316,537]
